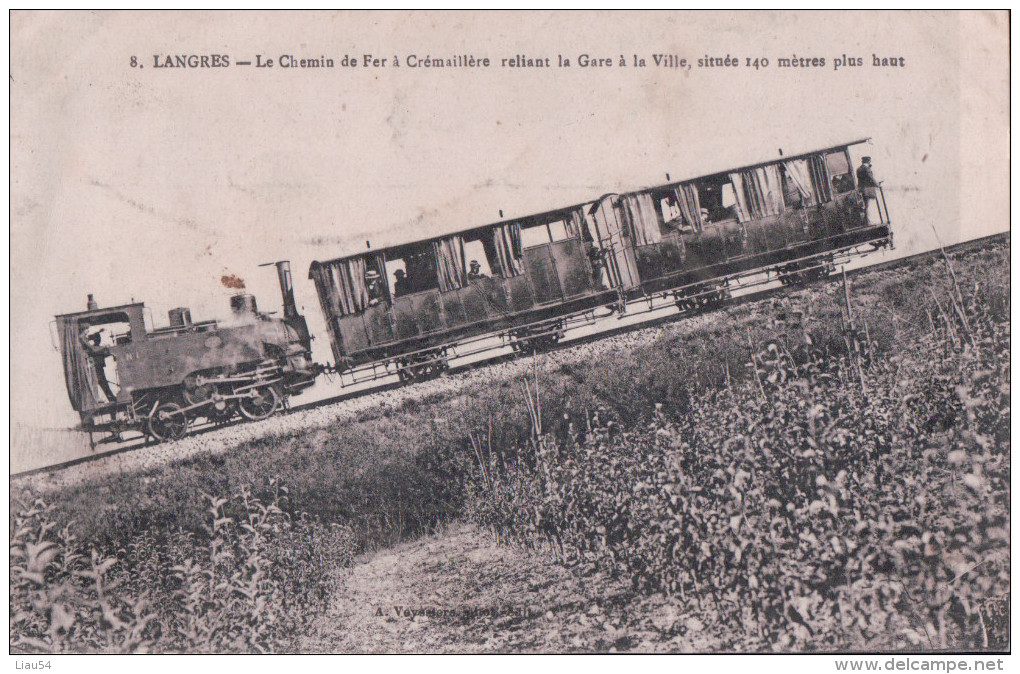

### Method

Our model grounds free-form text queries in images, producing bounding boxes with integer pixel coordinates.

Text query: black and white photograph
[9,10,1010,663]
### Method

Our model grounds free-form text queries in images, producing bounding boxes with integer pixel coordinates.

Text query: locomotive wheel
[238,386,280,421]
[206,397,237,424]
[397,358,421,382]
[512,337,540,355]
[182,373,215,406]
[407,361,437,381]
[147,402,189,442]
[675,296,696,312]
[540,332,562,348]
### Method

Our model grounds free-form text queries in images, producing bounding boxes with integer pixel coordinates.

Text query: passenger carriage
[310,138,891,383]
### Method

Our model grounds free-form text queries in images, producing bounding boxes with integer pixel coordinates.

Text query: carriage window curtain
[433,235,467,292]
[808,155,832,203]
[729,165,786,221]
[758,165,786,216]
[783,159,816,206]
[620,193,662,245]
[491,222,525,277]
[61,321,99,410]
[673,184,703,231]
[729,172,751,222]
[309,255,375,317]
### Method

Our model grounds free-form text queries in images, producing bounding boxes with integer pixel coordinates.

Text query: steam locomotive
[55,138,892,444]
[55,262,318,444]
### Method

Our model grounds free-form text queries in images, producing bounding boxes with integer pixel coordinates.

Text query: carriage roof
[311,138,872,268]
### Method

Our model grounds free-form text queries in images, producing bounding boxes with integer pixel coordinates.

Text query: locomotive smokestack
[87,294,98,311]
[274,261,298,319]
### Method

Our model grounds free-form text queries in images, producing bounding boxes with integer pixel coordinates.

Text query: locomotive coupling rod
[195,372,282,386]
[231,378,284,394]
[163,389,281,417]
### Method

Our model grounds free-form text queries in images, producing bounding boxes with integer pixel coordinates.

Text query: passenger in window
[831,173,855,194]
[366,270,385,306]
[467,260,487,281]
[856,156,881,223]
[700,207,712,225]
[587,244,608,290]
[780,170,802,209]
[393,269,412,297]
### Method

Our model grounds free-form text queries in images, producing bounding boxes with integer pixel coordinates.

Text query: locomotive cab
[55,303,147,425]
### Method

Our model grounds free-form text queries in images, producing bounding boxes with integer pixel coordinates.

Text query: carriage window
[547,220,572,242]
[83,314,132,346]
[659,195,681,226]
[826,151,855,194]
[484,222,525,278]
[462,237,493,280]
[697,176,740,224]
[387,245,439,298]
[383,258,407,299]
[364,255,387,306]
[639,190,673,232]
[520,222,552,248]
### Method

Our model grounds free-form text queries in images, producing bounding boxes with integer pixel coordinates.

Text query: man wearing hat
[365,269,384,306]
[856,156,881,224]
[393,269,412,297]
[467,260,487,281]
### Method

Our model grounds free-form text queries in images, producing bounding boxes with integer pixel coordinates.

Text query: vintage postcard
[9,10,1010,662]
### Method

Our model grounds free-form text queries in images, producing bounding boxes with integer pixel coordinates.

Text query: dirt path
[301,522,720,654]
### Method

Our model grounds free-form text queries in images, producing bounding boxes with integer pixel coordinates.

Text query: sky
[10,11,1010,430]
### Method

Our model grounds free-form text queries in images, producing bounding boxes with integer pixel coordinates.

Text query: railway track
[12,231,1008,480]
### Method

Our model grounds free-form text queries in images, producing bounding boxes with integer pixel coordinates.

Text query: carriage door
[586,195,641,291]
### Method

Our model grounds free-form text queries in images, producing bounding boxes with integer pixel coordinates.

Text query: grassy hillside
[11,238,1009,652]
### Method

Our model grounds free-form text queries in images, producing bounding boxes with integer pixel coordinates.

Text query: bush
[460,250,1010,651]
[10,480,356,653]
[13,241,1008,653]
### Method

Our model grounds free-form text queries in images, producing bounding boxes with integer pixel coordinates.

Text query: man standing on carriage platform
[856,156,881,224]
